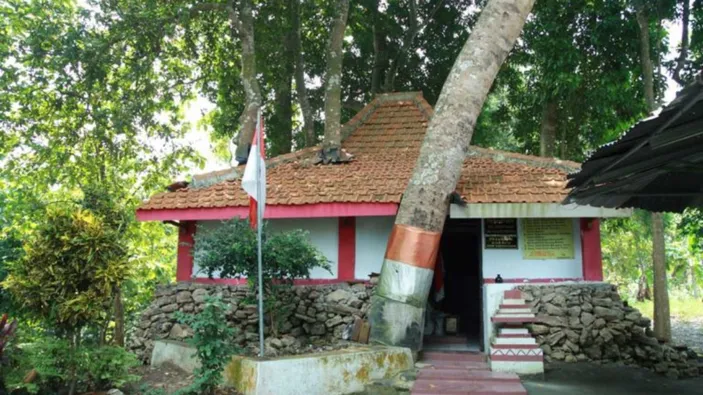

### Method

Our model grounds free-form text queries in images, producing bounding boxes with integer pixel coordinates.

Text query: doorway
[424,218,483,352]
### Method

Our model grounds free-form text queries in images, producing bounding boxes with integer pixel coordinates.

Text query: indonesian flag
[241,112,266,228]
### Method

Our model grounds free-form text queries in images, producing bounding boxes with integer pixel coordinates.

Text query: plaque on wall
[522,218,575,259]
[484,219,518,249]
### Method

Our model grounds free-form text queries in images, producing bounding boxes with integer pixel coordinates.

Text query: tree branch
[190,2,242,32]
[383,0,444,92]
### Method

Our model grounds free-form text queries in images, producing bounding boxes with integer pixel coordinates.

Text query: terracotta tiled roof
[139,92,580,212]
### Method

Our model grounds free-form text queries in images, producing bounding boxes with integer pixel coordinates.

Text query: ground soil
[521,361,703,395]
[672,316,703,353]
[126,363,239,394]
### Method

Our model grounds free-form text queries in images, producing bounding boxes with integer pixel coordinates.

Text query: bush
[193,218,331,284]
[174,296,238,395]
[3,207,130,331]
[193,218,330,336]
[6,338,139,394]
[0,314,18,393]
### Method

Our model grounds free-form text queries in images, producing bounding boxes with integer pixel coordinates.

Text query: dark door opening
[424,218,483,351]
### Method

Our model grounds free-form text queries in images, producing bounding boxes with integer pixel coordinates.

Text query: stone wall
[127,282,373,363]
[518,283,701,379]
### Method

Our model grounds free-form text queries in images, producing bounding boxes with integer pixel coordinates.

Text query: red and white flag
[241,113,266,228]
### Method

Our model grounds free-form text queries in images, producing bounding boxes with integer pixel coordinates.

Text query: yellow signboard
[521,218,574,259]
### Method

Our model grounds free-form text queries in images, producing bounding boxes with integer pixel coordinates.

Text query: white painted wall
[193,218,339,279]
[268,218,339,279]
[355,216,395,280]
[481,218,583,281]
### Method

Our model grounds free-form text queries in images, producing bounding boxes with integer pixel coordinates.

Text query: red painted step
[422,352,486,362]
[412,380,527,395]
[412,351,528,395]
[417,369,520,382]
[421,361,490,371]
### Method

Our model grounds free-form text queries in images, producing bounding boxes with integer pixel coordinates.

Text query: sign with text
[522,218,574,259]
[484,219,518,249]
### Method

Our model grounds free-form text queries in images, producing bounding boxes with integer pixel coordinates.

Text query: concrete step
[411,380,527,395]
[421,360,491,370]
[422,351,487,362]
[417,369,520,382]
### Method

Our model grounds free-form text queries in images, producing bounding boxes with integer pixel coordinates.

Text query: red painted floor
[412,352,527,395]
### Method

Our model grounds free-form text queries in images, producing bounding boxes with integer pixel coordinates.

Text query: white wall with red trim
[175,215,602,285]
[355,216,395,279]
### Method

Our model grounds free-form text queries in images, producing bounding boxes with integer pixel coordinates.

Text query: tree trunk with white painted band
[369,0,536,351]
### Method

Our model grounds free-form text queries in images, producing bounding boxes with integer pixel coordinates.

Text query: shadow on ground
[521,362,703,395]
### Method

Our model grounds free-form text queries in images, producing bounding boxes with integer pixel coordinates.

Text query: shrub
[193,219,330,335]
[174,296,238,395]
[3,207,132,395]
[0,314,18,393]
[6,338,139,394]
[193,218,331,284]
[3,207,130,331]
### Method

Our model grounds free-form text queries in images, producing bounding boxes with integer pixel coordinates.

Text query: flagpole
[256,121,265,358]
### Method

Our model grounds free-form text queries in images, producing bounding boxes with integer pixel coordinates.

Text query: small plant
[84,344,140,389]
[0,314,18,394]
[6,338,140,394]
[174,296,239,395]
[0,314,17,361]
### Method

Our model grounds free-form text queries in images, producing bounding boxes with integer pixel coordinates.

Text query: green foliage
[3,207,129,331]
[174,296,238,395]
[6,338,139,394]
[0,314,17,363]
[603,210,703,300]
[194,218,331,284]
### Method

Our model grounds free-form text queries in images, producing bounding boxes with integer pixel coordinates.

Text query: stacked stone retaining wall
[518,283,701,379]
[127,282,373,362]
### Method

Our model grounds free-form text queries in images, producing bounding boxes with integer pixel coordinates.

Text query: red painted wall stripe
[136,203,398,221]
[581,218,603,281]
[483,277,582,284]
[176,221,196,282]
[338,217,356,281]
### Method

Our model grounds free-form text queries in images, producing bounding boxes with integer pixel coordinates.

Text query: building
[136,92,627,352]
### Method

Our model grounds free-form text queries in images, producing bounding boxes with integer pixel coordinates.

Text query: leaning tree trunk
[636,3,671,343]
[540,100,558,157]
[369,0,536,351]
[291,0,316,147]
[321,0,350,162]
[233,0,263,163]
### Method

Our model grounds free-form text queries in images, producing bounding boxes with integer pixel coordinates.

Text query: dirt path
[671,316,703,353]
[522,362,703,395]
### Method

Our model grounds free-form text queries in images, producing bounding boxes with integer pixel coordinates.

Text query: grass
[630,298,703,321]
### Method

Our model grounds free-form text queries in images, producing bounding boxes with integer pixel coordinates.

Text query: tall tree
[321,0,351,162]
[479,0,663,161]
[369,0,535,350]
[291,0,317,147]
[636,0,671,342]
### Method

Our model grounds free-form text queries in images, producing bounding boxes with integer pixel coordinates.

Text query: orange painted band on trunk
[384,224,441,270]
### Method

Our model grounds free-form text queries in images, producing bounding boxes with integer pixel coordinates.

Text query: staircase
[489,289,544,375]
[411,352,527,395]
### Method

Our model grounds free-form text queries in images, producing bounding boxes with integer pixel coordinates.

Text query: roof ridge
[467,146,581,173]
[341,91,432,140]
[190,92,433,188]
